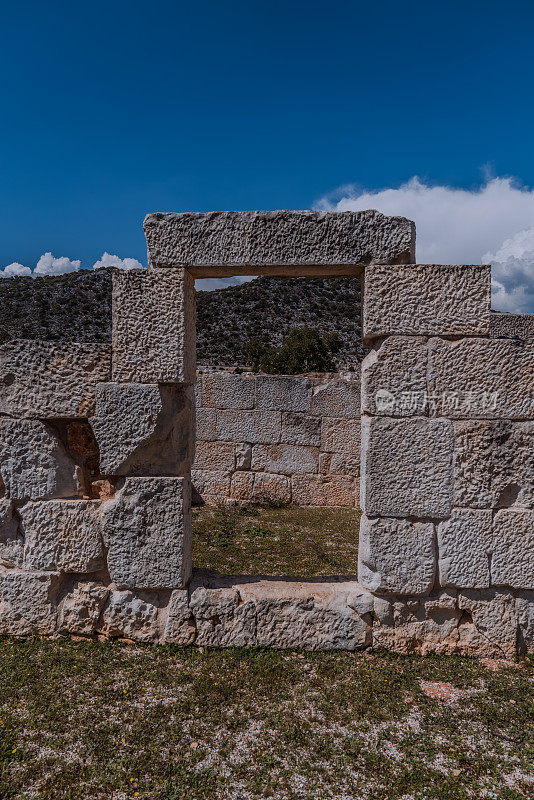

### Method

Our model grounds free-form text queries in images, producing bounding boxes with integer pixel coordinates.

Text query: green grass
[192,504,361,576]
[0,638,532,799]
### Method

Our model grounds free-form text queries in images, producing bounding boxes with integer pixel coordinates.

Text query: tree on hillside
[244,327,343,374]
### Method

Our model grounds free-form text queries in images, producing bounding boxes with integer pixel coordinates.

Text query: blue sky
[1,0,534,309]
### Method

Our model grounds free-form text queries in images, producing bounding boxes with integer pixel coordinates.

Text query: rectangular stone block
[112,268,195,384]
[144,210,415,276]
[453,420,533,509]
[291,474,357,507]
[0,572,59,635]
[363,264,491,338]
[191,469,231,501]
[437,509,492,589]
[0,498,23,568]
[230,471,255,502]
[98,589,160,642]
[361,417,453,519]
[0,419,80,501]
[216,409,281,444]
[320,452,360,477]
[361,337,428,416]
[492,510,534,589]
[310,378,361,418]
[256,376,312,412]
[91,383,193,476]
[358,515,436,595]
[201,373,255,409]
[59,582,110,636]
[280,412,321,446]
[21,500,104,573]
[252,472,291,504]
[196,408,217,440]
[490,312,534,339]
[0,340,111,417]
[321,417,361,456]
[101,476,192,589]
[428,337,534,419]
[194,440,235,472]
[251,444,319,476]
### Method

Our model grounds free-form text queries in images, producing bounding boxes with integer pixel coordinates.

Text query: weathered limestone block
[427,337,534,419]
[280,412,321,446]
[256,376,312,413]
[372,590,462,655]
[0,419,79,501]
[216,409,281,444]
[252,472,291,504]
[97,589,160,642]
[0,340,111,417]
[193,440,235,472]
[101,477,192,589]
[453,420,533,509]
[235,442,252,470]
[363,264,490,338]
[490,312,534,339]
[144,210,415,275]
[457,590,519,658]
[358,516,436,595]
[189,585,256,647]
[201,373,255,409]
[59,582,109,635]
[230,471,254,502]
[251,444,319,475]
[320,452,360,477]
[517,593,534,653]
[196,408,217,440]
[0,571,59,635]
[437,509,492,589]
[0,498,23,568]
[321,417,361,456]
[240,580,373,650]
[91,383,193,476]
[361,417,453,518]
[192,469,231,501]
[112,268,195,384]
[361,337,428,416]
[163,589,196,645]
[21,500,103,573]
[291,474,356,507]
[492,510,534,589]
[311,377,361,419]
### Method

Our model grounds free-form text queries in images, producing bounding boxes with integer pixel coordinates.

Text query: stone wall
[193,370,360,507]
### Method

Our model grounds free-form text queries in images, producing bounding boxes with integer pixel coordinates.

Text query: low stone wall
[193,370,360,507]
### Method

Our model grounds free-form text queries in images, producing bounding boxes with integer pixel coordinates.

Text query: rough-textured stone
[163,589,196,645]
[256,376,312,413]
[361,417,453,518]
[98,590,160,642]
[437,509,492,589]
[112,268,195,384]
[517,593,534,653]
[0,498,23,568]
[280,412,321,446]
[101,477,192,589]
[144,210,416,275]
[194,440,235,472]
[453,420,533,509]
[457,590,519,658]
[291,474,357,507]
[59,582,109,635]
[202,373,255,409]
[490,312,534,339]
[358,516,436,595]
[427,337,534,419]
[320,452,360,477]
[235,442,252,470]
[21,500,103,573]
[492,510,534,589]
[363,264,491,338]
[192,469,231,501]
[216,409,281,444]
[252,472,291,504]
[230,470,255,502]
[251,444,319,476]
[189,584,256,647]
[0,419,80,501]
[321,417,361,456]
[0,340,111,417]
[361,337,428,416]
[0,571,59,635]
[196,408,217,440]
[91,383,193,476]
[311,378,361,418]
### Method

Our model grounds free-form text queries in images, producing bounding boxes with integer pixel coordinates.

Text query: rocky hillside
[0,270,364,368]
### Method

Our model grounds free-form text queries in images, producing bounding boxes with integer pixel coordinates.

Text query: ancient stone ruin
[0,210,532,656]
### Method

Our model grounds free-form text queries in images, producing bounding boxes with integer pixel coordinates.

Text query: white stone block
[361,337,428,416]
[251,444,319,476]
[256,376,312,412]
[437,509,492,589]
[0,572,59,635]
[492,509,534,589]
[216,409,281,444]
[201,373,255,409]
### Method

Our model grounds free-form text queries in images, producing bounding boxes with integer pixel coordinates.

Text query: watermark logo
[375,389,499,414]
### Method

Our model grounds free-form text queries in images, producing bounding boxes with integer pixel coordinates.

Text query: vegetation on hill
[244,326,343,374]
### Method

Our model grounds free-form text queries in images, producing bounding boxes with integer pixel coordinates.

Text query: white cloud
[0,262,32,278]
[93,252,143,270]
[319,176,534,313]
[34,252,81,276]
